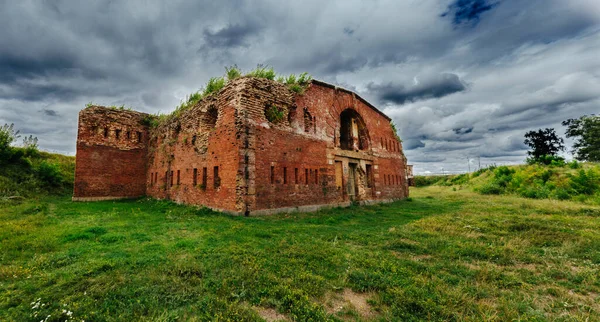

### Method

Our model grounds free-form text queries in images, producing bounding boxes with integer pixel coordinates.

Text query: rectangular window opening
[305,168,309,185]
[126,131,131,140]
[202,167,207,188]
[115,129,121,140]
[177,170,180,185]
[283,167,288,184]
[170,171,174,186]
[104,128,109,138]
[213,166,220,188]
[270,166,275,184]
[294,168,299,184]
[193,168,198,186]
[137,131,142,143]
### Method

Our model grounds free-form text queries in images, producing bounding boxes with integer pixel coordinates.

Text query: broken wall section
[73,106,150,200]
[145,81,244,213]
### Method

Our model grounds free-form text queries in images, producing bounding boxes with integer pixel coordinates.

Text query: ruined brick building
[73,77,409,215]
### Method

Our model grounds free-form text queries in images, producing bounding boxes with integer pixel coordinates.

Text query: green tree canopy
[563,114,600,162]
[524,128,564,164]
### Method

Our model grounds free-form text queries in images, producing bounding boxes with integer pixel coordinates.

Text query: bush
[479,182,504,195]
[37,161,64,187]
[246,65,276,80]
[568,169,599,195]
[526,154,565,166]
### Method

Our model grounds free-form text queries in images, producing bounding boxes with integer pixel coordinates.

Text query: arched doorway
[339,109,370,151]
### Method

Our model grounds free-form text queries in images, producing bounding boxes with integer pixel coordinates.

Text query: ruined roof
[310,79,392,122]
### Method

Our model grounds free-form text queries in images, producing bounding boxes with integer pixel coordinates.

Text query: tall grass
[415,163,600,203]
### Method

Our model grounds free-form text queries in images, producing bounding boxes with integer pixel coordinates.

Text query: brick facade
[73,77,409,215]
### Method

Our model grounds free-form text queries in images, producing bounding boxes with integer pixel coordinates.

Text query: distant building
[73,77,409,215]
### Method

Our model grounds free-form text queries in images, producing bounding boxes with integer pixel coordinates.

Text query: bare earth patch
[326,288,375,320]
[254,307,289,322]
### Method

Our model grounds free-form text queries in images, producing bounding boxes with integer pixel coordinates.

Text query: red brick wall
[73,107,149,200]
[73,77,409,212]
[240,78,408,211]
[144,85,242,213]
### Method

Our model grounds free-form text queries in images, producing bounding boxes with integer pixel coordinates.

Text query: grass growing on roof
[1,187,599,320]
[150,65,313,128]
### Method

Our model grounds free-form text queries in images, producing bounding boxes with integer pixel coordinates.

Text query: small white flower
[67,311,73,316]
[62,309,67,313]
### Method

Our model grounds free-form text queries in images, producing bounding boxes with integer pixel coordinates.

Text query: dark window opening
[201,106,218,131]
[213,166,220,188]
[192,135,197,145]
[104,128,109,138]
[170,171,174,186]
[150,172,153,185]
[295,168,299,184]
[305,168,309,185]
[126,131,131,140]
[340,109,369,151]
[315,169,318,185]
[177,170,180,185]
[137,131,142,143]
[270,166,275,184]
[202,167,207,188]
[304,109,313,133]
[366,164,373,188]
[115,129,121,140]
[193,168,198,186]
[288,106,297,125]
[283,167,288,184]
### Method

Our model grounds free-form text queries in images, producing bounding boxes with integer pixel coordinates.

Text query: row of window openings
[380,138,399,152]
[384,174,402,186]
[99,127,143,143]
[150,167,220,189]
[270,167,319,185]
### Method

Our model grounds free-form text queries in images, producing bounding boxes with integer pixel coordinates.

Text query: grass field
[1,187,600,321]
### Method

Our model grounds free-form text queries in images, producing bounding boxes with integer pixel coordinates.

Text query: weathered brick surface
[73,77,409,214]
[73,107,149,200]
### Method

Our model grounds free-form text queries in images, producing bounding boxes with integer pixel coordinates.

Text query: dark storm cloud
[441,0,499,26]
[403,139,426,150]
[203,22,263,48]
[0,0,598,171]
[42,109,59,117]
[368,73,467,105]
[0,54,78,83]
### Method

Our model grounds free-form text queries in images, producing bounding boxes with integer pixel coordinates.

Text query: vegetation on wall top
[151,65,312,128]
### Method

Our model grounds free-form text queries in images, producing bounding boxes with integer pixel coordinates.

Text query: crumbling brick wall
[73,77,409,214]
[73,107,149,200]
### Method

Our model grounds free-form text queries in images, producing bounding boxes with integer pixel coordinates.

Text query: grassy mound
[0,148,75,199]
[416,162,600,203]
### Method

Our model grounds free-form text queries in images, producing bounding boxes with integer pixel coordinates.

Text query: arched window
[339,109,370,151]
[200,105,218,131]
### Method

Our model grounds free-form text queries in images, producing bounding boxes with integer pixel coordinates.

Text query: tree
[563,115,600,162]
[0,123,20,163]
[523,128,565,164]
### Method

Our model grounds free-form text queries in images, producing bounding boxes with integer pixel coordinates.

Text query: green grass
[1,187,599,321]
[416,163,600,204]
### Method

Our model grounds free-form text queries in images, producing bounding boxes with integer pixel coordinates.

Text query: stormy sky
[1,0,599,174]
